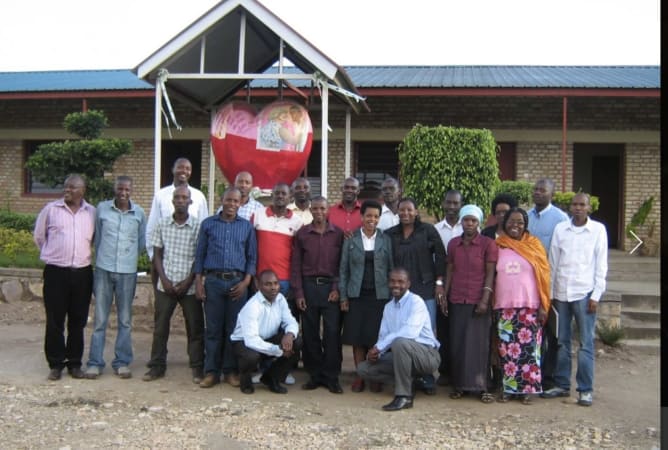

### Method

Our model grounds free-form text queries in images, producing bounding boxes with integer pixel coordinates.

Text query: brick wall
[515,142,574,192]
[623,143,661,252]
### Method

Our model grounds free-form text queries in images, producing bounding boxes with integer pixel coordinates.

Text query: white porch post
[345,108,351,179]
[153,82,162,193]
[208,140,216,213]
[320,83,329,197]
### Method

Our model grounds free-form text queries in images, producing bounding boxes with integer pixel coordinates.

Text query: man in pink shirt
[33,174,96,381]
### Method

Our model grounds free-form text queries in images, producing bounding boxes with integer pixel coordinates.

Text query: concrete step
[619,338,660,353]
[621,324,661,340]
[621,294,661,311]
[621,308,660,324]
[607,271,659,282]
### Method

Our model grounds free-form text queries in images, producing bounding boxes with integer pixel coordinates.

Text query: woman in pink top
[494,207,551,404]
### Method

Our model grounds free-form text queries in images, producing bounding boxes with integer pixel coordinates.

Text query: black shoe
[261,374,287,394]
[382,396,414,411]
[302,379,320,390]
[142,368,165,382]
[47,368,62,381]
[68,367,85,379]
[415,376,436,395]
[191,368,204,384]
[326,380,343,394]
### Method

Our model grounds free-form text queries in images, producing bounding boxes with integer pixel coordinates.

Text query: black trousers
[42,264,93,370]
[147,290,204,370]
[233,332,303,384]
[541,324,559,389]
[301,279,342,382]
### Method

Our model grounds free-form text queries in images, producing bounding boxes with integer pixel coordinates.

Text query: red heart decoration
[211,100,313,189]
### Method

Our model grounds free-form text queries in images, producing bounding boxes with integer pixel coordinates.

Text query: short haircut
[389,266,410,279]
[172,157,191,169]
[258,269,278,281]
[291,177,310,188]
[502,207,529,235]
[398,197,418,209]
[115,175,133,186]
[65,173,86,187]
[310,195,327,204]
[361,199,382,215]
[444,189,463,202]
[273,182,290,192]
[536,178,556,193]
[491,193,518,213]
[221,186,241,198]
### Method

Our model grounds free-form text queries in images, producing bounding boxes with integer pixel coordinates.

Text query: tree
[398,125,500,221]
[25,110,132,205]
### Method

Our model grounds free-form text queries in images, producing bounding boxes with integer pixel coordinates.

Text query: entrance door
[160,140,203,189]
[573,144,623,248]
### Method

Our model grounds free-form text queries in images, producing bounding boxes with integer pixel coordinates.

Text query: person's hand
[343,230,354,240]
[327,289,340,303]
[587,299,598,314]
[340,299,349,312]
[296,297,307,311]
[537,307,548,325]
[173,281,190,298]
[230,278,249,301]
[438,297,449,316]
[474,301,489,315]
[161,279,176,297]
[367,346,380,363]
[281,333,295,353]
[195,279,206,301]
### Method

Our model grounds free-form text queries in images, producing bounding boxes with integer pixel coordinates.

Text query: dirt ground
[0,299,660,449]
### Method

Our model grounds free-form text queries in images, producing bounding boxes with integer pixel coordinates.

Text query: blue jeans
[87,268,137,370]
[553,296,597,393]
[203,275,248,376]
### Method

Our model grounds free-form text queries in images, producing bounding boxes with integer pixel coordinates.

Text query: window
[303,140,322,196]
[24,140,64,194]
[355,142,399,200]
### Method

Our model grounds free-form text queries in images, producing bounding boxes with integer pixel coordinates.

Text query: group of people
[34,158,608,412]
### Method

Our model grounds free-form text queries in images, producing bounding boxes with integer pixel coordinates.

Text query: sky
[0,0,660,72]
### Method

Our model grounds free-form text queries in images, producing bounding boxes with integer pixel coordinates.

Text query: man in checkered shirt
[143,185,205,384]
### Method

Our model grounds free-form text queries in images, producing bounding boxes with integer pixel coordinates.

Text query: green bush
[0,211,37,232]
[137,250,151,273]
[0,227,40,265]
[596,320,625,347]
[553,192,600,213]
[494,180,533,207]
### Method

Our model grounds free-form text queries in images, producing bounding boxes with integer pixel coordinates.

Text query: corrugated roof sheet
[0,66,659,93]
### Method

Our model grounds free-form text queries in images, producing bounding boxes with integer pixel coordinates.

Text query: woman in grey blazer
[339,200,393,393]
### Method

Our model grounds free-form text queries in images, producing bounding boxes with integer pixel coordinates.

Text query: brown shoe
[351,376,365,393]
[223,373,241,387]
[369,382,383,393]
[199,373,219,388]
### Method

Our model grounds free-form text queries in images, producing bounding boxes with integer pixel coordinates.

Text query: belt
[305,276,334,285]
[205,270,244,280]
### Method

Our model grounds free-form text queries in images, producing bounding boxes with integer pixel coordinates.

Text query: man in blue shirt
[85,176,146,379]
[527,178,568,391]
[231,270,302,394]
[194,187,257,389]
[357,267,441,411]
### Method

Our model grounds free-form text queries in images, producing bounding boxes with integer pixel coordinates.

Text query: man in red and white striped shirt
[33,174,96,381]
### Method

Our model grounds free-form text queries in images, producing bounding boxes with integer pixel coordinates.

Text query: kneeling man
[358,268,441,411]
[230,270,302,394]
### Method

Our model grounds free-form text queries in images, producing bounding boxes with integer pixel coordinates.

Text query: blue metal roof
[0,70,152,92]
[0,66,659,93]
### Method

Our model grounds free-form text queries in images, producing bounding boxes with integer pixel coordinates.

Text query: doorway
[572,143,624,248]
[160,140,204,189]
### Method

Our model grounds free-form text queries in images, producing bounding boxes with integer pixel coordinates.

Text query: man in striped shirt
[33,174,95,381]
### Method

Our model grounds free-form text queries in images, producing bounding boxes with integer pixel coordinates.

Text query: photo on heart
[257,101,311,152]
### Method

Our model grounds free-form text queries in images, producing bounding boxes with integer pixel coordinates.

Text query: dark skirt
[496,307,543,394]
[448,302,492,392]
[341,290,385,347]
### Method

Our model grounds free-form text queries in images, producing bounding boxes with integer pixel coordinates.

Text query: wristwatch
[435,280,444,286]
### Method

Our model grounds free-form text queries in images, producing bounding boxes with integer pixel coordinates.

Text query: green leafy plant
[25,110,132,205]
[625,196,654,238]
[0,211,37,233]
[596,320,625,347]
[398,125,500,220]
[0,227,40,264]
[552,192,600,213]
[494,180,533,207]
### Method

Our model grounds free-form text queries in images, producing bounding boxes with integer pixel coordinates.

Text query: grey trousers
[357,337,441,396]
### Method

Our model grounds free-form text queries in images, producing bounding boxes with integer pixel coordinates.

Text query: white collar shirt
[435,219,463,253]
[375,290,440,353]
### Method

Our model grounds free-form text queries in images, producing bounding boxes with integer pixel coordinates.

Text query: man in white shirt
[378,177,400,231]
[542,193,608,407]
[235,171,264,221]
[230,270,302,394]
[433,189,463,387]
[287,177,313,225]
[357,268,441,411]
[145,158,208,260]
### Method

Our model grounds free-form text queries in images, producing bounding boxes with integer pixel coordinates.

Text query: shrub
[494,180,533,207]
[0,227,40,263]
[0,211,37,232]
[552,192,600,213]
[596,320,625,347]
[137,250,151,273]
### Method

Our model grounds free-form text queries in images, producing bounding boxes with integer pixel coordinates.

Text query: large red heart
[211,100,313,189]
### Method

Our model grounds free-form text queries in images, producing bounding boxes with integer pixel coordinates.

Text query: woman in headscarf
[339,200,393,393]
[494,207,551,404]
[440,204,498,403]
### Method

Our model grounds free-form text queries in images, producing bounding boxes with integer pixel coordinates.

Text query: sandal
[449,391,463,399]
[521,394,532,405]
[498,393,512,403]
[480,392,495,404]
